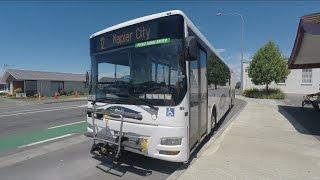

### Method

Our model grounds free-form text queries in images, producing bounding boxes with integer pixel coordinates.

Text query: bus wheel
[312,101,319,110]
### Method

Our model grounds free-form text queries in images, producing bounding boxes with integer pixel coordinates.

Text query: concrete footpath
[177,96,320,179]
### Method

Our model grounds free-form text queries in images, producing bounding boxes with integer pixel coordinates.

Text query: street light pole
[217,12,244,92]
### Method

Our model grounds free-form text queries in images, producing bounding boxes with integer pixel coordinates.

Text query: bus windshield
[91,39,187,106]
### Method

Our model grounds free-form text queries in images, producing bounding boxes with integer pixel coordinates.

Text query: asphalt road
[0,98,245,180]
[0,99,86,114]
[0,98,87,153]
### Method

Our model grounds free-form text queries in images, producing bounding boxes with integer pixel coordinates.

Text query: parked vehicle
[302,92,320,110]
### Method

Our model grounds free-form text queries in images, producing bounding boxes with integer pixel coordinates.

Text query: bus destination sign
[90,15,184,54]
[113,26,152,47]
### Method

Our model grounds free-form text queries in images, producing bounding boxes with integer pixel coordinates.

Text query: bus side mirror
[85,71,92,94]
[185,36,198,61]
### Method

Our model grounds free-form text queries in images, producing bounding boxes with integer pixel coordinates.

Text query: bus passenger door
[189,55,200,149]
[199,49,207,136]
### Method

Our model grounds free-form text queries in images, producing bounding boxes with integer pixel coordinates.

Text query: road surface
[0,98,245,180]
[0,99,87,154]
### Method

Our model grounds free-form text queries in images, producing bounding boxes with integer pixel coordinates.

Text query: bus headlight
[160,138,182,146]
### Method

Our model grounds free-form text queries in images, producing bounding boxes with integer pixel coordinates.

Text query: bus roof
[90,10,230,70]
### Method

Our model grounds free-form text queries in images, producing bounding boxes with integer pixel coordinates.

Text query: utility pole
[217,12,245,92]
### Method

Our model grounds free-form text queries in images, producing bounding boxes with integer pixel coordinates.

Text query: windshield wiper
[93,94,158,112]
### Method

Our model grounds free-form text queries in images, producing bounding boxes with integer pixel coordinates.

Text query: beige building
[242,61,320,94]
[1,69,87,97]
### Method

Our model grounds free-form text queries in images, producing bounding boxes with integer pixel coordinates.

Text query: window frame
[301,68,312,85]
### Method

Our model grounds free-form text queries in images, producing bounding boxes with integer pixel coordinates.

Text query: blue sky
[0,1,319,79]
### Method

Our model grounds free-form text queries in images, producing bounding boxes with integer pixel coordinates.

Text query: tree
[248,41,290,91]
[207,54,230,89]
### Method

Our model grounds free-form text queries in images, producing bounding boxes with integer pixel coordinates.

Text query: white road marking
[0,105,87,118]
[0,105,87,115]
[18,133,75,148]
[48,121,86,129]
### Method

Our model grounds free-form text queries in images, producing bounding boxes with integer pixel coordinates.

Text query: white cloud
[236,52,253,62]
[216,48,226,53]
[283,50,292,58]
[232,66,241,82]
[224,52,253,63]
[222,51,253,82]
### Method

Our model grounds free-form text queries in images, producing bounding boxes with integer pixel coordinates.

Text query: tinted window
[91,39,187,106]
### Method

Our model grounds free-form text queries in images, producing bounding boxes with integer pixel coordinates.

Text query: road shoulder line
[48,121,85,129]
[18,133,75,148]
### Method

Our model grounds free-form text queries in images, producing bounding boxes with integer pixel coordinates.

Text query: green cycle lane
[0,122,86,152]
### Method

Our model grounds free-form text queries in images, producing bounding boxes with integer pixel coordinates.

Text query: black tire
[90,143,99,153]
[312,101,319,110]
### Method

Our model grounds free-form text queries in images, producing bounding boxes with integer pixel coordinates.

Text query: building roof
[1,69,85,82]
[288,12,320,69]
[0,77,5,85]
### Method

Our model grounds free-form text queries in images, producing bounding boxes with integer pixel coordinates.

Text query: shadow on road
[278,105,320,141]
[92,151,181,178]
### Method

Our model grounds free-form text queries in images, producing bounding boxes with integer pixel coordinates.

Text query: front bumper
[86,117,188,162]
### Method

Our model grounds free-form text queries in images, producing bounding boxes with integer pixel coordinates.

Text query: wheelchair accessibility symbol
[166,108,175,117]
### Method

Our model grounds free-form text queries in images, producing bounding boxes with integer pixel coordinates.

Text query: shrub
[14,88,23,94]
[58,89,66,96]
[0,91,9,97]
[243,88,285,99]
[68,90,76,96]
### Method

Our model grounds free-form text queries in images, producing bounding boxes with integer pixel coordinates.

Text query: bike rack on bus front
[90,102,124,160]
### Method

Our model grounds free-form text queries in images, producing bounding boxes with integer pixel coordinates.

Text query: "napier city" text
[112,26,151,46]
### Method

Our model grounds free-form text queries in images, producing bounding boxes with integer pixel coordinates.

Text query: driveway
[278,93,320,141]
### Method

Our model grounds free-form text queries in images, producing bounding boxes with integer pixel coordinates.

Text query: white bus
[86,10,235,162]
